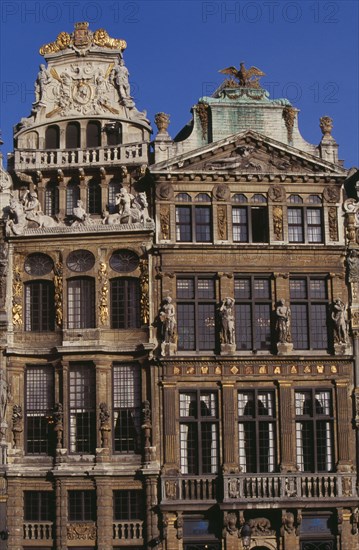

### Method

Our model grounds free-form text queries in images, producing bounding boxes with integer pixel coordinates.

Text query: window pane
[234,278,251,299]
[309,279,326,299]
[111,278,140,329]
[311,304,328,349]
[291,304,308,349]
[69,365,96,453]
[254,279,270,299]
[251,206,268,242]
[26,367,54,455]
[197,278,215,299]
[307,208,323,243]
[290,279,307,299]
[288,208,303,242]
[176,206,192,242]
[68,490,96,521]
[235,304,252,349]
[232,207,248,242]
[198,304,215,350]
[177,279,194,299]
[254,304,271,349]
[25,281,54,332]
[68,278,95,329]
[177,304,195,350]
[113,491,143,520]
[24,492,54,521]
[195,206,211,242]
[113,364,141,453]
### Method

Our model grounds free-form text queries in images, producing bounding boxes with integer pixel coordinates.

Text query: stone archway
[251,539,278,550]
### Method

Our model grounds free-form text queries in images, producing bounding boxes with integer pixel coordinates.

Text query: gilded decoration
[139,259,149,325]
[12,258,23,327]
[195,102,209,139]
[217,205,228,240]
[328,206,338,240]
[219,62,265,88]
[98,262,109,325]
[67,523,96,540]
[273,205,283,240]
[40,22,126,56]
[160,205,170,240]
[53,257,63,327]
[282,106,296,142]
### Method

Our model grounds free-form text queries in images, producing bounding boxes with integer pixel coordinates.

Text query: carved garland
[160,205,170,240]
[139,259,149,325]
[53,256,63,327]
[98,262,109,325]
[217,205,228,240]
[328,206,338,241]
[12,258,23,328]
[273,206,283,240]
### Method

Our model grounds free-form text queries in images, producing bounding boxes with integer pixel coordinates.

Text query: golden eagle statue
[219,62,265,88]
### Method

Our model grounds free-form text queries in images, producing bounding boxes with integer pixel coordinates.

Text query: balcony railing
[162,475,218,502]
[14,143,148,170]
[161,473,358,503]
[23,521,53,540]
[113,520,144,543]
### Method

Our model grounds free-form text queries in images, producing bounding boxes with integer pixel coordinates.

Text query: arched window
[44,182,59,215]
[45,125,59,149]
[66,181,80,216]
[67,277,95,329]
[110,278,140,329]
[106,123,122,146]
[66,122,80,149]
[86,121,101,148]
[25,280,55,331]
[87,179,102,214]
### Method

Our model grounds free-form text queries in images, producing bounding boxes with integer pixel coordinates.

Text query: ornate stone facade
[0,22,358,550]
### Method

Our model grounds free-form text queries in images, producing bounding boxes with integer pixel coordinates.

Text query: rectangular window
[26,366,54,455]
[288,207,304,243]
[111,278,140,329]
[67,278,95,329]
[69,364,96,454]
[234,277,272,351]
[232,206,268,243]
[195,206,212,242]
[113,490,143,520]
[113,364,141,453]
[179,391,219,475]
[295,389,334,472]
[176,206,192,242]
[177,277,216,351]
[25,281,54,332]
[68,490,96,521]
[307,208,323,243]
[238,390,276,473]
[288,207,323,243]
[24,491,54,522]
[290,277,328,350]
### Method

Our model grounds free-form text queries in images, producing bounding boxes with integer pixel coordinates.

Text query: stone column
[162,383,178,473]
[163,511,181,550]
[7,480,23,550]
[145,476,159,549]
[281,510,299,550]
[100,173,108,214]
[95,479,112,550]
[278,381,297,471]
[222,383,238,472]
[55,478,68,550]
[335,380,353,472]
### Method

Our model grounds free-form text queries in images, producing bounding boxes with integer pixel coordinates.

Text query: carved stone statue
[0,370,10,441]
[53,403,63,449]
[223,512,238,536]
[248,517,273,536]
[219,298,235,345]
[73,199,93,226]
[112,59,134,107]
[160,297,177,355]
[35,64,51,103]
[276,299,291,343]
[332,299,348,344]
[12,404,23,448]
[282,511,295,534]
[99,402,111,448]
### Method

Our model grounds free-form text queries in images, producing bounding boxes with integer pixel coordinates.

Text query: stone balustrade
[23,521,53,540]
[14,143,148,170]
[113,520,144,542]
[161,472,358,503]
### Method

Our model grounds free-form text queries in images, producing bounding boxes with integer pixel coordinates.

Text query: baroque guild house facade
[0,21,358,550]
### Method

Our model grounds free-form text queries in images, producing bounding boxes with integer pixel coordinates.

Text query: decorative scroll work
[139,259,149,325]
[217,205,228,240]
[160,206,170,240]
[328,206,338,241]
[67,523,96,540]
[12,258,23,328]
[39,22,126,56]
[273,206,283,240]
[98,262,109,325]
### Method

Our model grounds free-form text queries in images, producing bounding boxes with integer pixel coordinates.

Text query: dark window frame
[110,277,141,329]
[25,280,55,332]
[25,365,55,455]
[67,276,95,329]
[234,275,272,351]
[24,491,55,522]
[86,120,101,148]
[87,178,102,214]
[44,182,59,216]
[295,388,334,473]
[177,275,216,351]
[113,363,141,454]
[290,276,329,350]
[179,390,219,475]
[45,125,59,149]
[69,364,96,454]
[113,490,143,520]
[232,194,269,243]
[288,195,324,244]
[175,195,212,243]
[65,121,81,149]
[238,389,277,473]
[68,490,96,522]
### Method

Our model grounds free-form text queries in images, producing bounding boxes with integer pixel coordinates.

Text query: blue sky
[1,0,358,167]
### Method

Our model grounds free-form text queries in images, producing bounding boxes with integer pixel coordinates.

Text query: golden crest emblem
[73,22,90,49]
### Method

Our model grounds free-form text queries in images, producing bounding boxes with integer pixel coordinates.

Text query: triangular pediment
[152,130,346,175]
